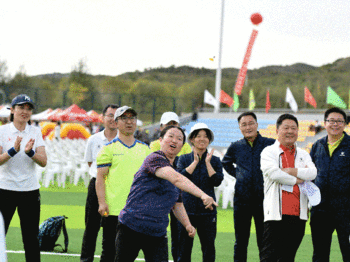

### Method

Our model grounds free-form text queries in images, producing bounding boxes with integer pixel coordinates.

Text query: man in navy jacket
[310,107,350,262]
[222,112,274,262]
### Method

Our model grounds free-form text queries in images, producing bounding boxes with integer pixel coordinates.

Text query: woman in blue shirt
[116,125,217,262]
[177,123,224,262]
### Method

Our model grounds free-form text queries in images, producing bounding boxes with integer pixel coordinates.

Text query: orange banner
[234,29,259,96]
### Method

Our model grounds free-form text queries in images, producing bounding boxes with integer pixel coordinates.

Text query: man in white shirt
[80,104,119,262]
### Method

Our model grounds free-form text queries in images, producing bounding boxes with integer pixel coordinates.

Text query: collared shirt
[280,144,300,216]
[84,130,117,178]
[0,123,45,191]
[328,133,345,157]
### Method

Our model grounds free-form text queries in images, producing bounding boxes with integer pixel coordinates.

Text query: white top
[260,140,317,221]
[84,130,117,178]
[0,123,45,191]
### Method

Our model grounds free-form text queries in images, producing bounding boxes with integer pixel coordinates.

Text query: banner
[249,89,256,110]
[286,87,298,112]
[304,86,317,108]
[326,86,347,109]
[204,90,218,107]
[233,92,240,112]
[266,90,271,113]
[219,90,234,107]
[234,29,259,96]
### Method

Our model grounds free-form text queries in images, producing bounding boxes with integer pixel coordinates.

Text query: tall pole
[214,0,225,113]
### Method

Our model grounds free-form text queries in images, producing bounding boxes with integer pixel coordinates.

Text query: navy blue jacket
[222,133,275,206]
[310,132,350,215]
[178,150,224,215]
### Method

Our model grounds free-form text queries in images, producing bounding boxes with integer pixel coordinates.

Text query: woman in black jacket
[177,123,224,262]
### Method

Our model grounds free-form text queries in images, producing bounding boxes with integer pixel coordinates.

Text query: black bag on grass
[38,215,69,252]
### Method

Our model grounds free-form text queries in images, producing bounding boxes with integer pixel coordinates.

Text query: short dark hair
[276,114,299,129]
[238,111,257,123]
[189,129,212,142]
[324,107,347,123]
[160,125,186,145]
[102,104,119,115]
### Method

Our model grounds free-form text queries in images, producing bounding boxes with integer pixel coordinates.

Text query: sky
[2,0,350,77]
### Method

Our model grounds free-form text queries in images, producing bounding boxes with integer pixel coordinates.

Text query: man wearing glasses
[96,106,151,261]
[80,104,119,262]
[310,107,350,262]
[222,112,274,261]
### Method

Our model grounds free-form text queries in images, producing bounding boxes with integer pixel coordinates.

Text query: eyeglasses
[119,116,137,122]
[325,119,345,125]
[104,114,115,119]
[240,122,256,128]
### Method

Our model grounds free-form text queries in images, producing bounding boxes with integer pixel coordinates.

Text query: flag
[249,89,256,110]
[326,86,347,109]
[204,90,218,107]
[233,92,240,112]
[266,90,271,113]
[234,29,259,95]
[286,87,298,112]
[304,86,317,108]
[219,90,234,107]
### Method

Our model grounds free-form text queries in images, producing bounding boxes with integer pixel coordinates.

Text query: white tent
[0,105,10,118]
[31,108,53,121]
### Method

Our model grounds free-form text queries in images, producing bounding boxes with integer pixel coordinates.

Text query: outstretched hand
[201,194,218,210]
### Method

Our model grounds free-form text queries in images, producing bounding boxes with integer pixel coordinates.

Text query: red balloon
[251,13,263,25]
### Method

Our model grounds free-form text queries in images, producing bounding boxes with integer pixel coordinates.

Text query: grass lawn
[5,181,342,261]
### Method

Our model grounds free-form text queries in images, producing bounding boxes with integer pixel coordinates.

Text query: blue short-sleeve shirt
[119,151,182,237]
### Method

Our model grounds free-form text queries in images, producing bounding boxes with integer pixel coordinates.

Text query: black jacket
[310,132,350,214]
[178,150,223,215]
[222,133,274,206]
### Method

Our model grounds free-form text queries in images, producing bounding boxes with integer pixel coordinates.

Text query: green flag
[249,89,256,110]
[326,86,347,109]
[233,92,240,112]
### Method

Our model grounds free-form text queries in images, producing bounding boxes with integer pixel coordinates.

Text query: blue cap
[11,94,35,109]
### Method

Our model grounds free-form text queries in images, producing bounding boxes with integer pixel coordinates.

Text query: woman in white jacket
[260,114,317,262]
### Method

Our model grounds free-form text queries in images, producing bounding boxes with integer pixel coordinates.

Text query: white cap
[300,181,321,207]
[114,106,137,120]
[160,112,179,125]
[188,123,214,145]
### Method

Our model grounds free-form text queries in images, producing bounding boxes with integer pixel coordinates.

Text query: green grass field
[6,181,342,261]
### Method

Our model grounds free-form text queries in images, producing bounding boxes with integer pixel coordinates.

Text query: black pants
[177,214,217,262]
[233,204,265,262]
[310,210,350,262]
[0,189,41,262]
[80,178,102,262]
[260,215,306,262]
[100,215,119,262]
[115,223,168,262]
[170,211,179,262]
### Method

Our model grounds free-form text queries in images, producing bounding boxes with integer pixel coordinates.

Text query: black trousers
[115,223,168,262]
[0,189,41,262]
[310,210,350,262]
[177,214,217,262]
[260,215,306,262]
[233,204,265,262]
[80,178,102,262]
[170,211,179,262]
[100,215,119,262]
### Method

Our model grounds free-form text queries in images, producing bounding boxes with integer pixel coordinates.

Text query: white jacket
[260,140,317,221]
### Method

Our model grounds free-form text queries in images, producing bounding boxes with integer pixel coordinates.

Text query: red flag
[220,90,234,107]
[266,90,271,113]
[304,86,317,108]
[234,29,259,95]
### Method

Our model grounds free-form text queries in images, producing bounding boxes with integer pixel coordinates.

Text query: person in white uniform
[80,104,119,262]
[0,94,47,261]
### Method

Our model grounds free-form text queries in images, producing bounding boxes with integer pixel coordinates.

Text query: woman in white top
[0,94,47,261]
